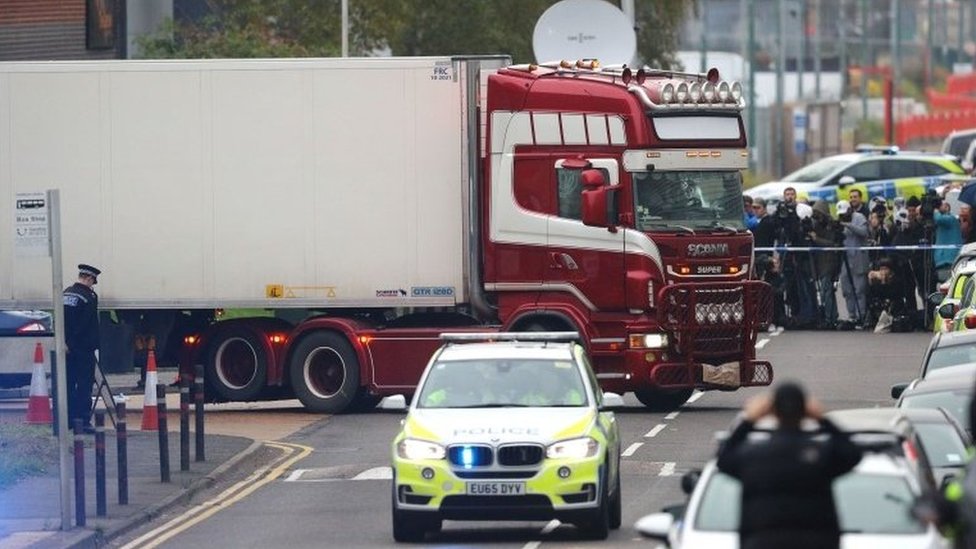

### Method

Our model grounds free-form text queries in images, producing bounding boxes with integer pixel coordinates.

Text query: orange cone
[140,350,159,431]
[25,342,52,425]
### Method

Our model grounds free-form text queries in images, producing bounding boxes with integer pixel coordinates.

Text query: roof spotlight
[676,82,689,103]
[717,81,730,102]
[622,67,632,85]
[702,82,716,102]
[635,68,647,85]
[661,83,675,103]
[689,82,702,102]
[730,81,743,102]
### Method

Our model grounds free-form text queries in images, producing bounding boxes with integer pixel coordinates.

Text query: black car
[0,310,53,388]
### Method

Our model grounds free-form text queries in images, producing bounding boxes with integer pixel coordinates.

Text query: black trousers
[66,350,96,428]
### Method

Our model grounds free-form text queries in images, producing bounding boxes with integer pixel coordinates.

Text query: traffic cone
[25,342,52,425]
[141,349,159,431]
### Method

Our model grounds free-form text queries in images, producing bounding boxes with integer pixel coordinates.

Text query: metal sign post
[48,191,72,530]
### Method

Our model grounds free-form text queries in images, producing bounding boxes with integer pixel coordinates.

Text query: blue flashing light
[462,446,474,469]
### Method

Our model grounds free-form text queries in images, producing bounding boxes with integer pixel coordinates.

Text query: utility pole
[341,0,348,57]
[748,0,757,171]
[814,0,821,100]
[777,0,786,176]
[700,0,709,73]
[926,0,933,88]
[839,0,847,99]
[891,0,900,125]
[861,0,868,120]
[798,0,805,101]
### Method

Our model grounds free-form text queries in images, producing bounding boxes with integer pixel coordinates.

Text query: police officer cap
[78,264,101,283]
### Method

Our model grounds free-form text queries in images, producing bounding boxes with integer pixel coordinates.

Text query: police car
[748,146,966,204]
[390,332,622,542]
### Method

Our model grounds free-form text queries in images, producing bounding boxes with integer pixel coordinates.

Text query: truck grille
[497,445,543,466]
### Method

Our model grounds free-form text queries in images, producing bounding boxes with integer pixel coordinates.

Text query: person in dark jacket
[63,264,101,434]
[716,381,863,549]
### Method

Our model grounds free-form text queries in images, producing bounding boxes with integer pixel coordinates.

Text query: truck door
[546,158,625,312]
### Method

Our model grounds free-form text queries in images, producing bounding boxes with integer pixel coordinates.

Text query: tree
[136,0,687,68]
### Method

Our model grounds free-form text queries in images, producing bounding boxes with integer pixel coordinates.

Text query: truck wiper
[646,224,695,234]
[702,222,740,234]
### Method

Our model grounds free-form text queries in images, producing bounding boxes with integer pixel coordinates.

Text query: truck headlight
[397,438,446,460]
[629,333,668,349]
[546,437,599,459]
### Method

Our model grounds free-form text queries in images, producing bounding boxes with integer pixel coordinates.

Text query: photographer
[836,200,870,329]
[808,201,842,329]
[913,192,939,297]
[774,188,817,328]
[867,258,913,332]
[891,206,922,327]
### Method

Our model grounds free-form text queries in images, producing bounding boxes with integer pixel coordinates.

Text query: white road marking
[658,462,676,476]
[644,424,667,438]
[621,442,644,457]
[755,338,769,349]
[523,543,541,549]
[352,467,393,480]
[664,411,680,420]
[687,391,705,403]
[541,519,560,534]
[773,326,784,336]
[284,469,305,482]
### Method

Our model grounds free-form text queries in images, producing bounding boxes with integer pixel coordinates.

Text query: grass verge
[0,421,58,488]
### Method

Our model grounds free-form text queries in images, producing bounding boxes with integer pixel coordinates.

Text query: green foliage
[135,0,686,67]
[0,422,58,488]
[853,118,885,145]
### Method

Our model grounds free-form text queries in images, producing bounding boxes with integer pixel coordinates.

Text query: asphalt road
[113,330,933,548]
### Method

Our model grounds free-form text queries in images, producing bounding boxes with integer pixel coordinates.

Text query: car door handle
[550,252,579,271]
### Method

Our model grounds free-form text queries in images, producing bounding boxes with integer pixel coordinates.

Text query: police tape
[754,244,962,252]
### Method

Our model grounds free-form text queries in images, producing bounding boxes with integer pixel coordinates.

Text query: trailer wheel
[289,331,359,413]
[633,388,693,412]
[205,330,267,401]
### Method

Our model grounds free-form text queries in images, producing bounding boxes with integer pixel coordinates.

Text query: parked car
[0,310,52,388]
[893,365,975,439]
[928,260,976,333]
[919,331,976,379]
[942,128,976,161]
[748,146,966,204]
[389,332,623,542]
[636,452,946,548]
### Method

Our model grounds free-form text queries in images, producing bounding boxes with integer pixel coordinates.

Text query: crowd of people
[743,186,968,332]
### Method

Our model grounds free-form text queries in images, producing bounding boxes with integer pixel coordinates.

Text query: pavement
[0,368,323,549]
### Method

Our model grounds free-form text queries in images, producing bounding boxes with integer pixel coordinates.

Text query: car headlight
[546,437,599,459]
[396,438,446,460]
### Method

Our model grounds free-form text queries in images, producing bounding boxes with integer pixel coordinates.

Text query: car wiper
[469,403,533,408]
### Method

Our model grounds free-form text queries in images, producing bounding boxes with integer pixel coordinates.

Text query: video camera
[919,189,941,221]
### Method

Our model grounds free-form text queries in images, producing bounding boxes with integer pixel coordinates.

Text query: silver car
[636,452,947,548]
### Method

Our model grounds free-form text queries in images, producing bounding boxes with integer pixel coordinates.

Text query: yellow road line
[119,441,313,549]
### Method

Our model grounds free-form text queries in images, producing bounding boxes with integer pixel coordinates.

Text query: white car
[636,453,947,549]
[390,332,623,542]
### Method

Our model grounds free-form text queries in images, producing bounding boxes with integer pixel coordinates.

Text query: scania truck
[0,56,771,413]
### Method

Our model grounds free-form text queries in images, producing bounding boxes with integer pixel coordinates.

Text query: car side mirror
[941,473,958,492]
[891,383,908,399]
[838,175,856,186]
[634,512,675,541]
[938,302,958,320]
[680,469,702,495]
[928,291,947,306]
[379,394,407,411]
[601,392,625,408]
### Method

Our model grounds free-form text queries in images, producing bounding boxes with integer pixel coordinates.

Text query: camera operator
[890,206,922,327]
[848,189,870,219]
[836,200,870,329]
[807,201,842,329]
[867,257,913,332]
[914,192,939,297]
[774,188,817,328]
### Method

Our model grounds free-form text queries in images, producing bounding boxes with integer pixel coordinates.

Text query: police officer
[717,381,862,549]
[63,264,101,434]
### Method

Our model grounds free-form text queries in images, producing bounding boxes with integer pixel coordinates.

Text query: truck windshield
[633,170,744,231]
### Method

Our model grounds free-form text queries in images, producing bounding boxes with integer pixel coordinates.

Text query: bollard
[73,419,86,527]
[194,364,205,462]
[180,377,190,472]
[117,402,128,505]
[94,411,106,517]
[50,351,58,437]
[156,384,170,483]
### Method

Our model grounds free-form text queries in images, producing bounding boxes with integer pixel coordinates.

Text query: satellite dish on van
[533,0,637,65]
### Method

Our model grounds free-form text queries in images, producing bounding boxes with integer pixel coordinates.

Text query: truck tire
[346,387,382,413]
[205,329,268,401]
[289,331,360,413]
[634,388,693,412]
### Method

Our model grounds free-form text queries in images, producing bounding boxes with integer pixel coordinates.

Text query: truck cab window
[556,167,610,220]
[633,170,744,231]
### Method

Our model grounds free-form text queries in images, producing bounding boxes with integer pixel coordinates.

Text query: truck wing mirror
[580,169,617,229]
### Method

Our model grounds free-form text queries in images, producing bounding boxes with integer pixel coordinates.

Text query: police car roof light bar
[439,332,581,343]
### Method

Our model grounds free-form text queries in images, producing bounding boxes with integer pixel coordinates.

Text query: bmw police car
[390,332,622,542]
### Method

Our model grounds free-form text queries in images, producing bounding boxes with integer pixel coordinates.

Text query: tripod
[840,251,864,325]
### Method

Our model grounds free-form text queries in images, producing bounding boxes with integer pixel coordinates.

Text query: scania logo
[687,243,729,257]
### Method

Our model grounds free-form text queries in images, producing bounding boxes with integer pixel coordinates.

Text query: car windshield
[927,346,976,373]
[695,469,925,534]
[416,359,587,409]
[901,391,972,433]
[632,170,744,231]
[781,158,850,183]
[912,422,970,467]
